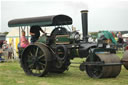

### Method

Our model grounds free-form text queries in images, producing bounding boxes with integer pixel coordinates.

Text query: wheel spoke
[38,69,41,73]
[35,47,39,56]
[35,66,39,73]
[28,63,34,68]
[28,51,33,57]
[39,62,46,68]
[38,54,45,59]
[27,59,33,63]
[27,55,32,58]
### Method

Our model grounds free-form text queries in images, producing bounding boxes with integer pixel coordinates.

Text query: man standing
[30,25,45,43]
[8,43,14,60]
[2,40,8,60]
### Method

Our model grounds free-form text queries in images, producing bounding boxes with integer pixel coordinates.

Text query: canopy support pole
[27,26,29,40]
[19,27,21,42]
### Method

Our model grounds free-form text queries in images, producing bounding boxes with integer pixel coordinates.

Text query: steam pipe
[81,10,88,42]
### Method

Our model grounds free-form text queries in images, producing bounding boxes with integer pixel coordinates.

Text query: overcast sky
[1,0,128,32]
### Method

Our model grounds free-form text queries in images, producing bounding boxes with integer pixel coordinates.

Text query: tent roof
[122,33,128,37]
[7,28,20,37]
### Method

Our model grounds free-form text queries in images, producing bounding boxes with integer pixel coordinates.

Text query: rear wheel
[21,43,51,77]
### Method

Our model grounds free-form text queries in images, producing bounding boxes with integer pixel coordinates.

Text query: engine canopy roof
[8,15,72,27]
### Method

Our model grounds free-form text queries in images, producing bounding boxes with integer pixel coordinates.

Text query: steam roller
[8,9,128,79]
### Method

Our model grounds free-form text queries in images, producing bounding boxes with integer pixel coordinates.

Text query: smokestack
[81,10,88,42]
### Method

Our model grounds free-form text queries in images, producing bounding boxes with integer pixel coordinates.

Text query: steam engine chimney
[81,10,88,42]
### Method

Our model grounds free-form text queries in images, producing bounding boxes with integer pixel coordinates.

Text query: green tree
[89,32,98,39]
[3,32,9,35]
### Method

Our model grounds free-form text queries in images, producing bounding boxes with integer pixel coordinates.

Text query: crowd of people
[0,40,14,61]
[0,25,45,62]
[110,31,128,50]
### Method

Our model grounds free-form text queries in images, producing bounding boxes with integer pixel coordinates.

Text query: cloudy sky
[1,0,128,32]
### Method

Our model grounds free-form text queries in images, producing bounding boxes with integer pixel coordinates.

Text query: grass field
[0,52,128,85]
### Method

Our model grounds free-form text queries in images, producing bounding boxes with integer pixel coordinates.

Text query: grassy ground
[0,53,128,85]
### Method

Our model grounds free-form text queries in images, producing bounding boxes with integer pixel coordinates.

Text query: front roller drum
[21,43,51,77]
[86,53,121,78]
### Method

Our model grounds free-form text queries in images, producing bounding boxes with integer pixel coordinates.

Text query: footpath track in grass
[0,53,128,85]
